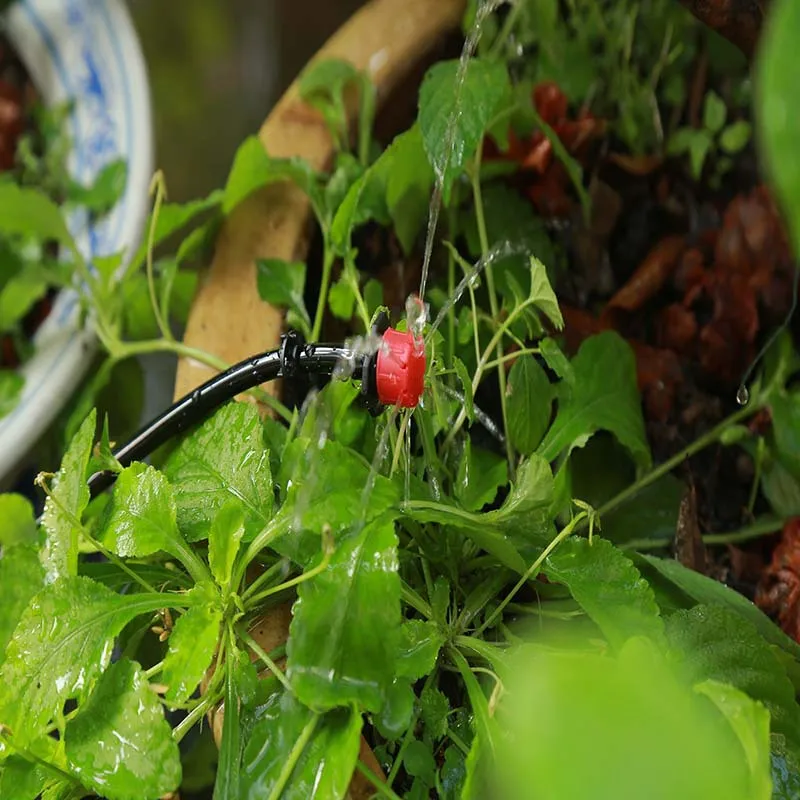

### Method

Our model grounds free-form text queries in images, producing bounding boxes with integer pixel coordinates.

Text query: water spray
[87,311,426,498]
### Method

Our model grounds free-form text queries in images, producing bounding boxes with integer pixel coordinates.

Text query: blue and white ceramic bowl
[0,0,152,482]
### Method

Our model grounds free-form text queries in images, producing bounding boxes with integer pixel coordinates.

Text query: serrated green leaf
[396,619,445,681]
[164,403,274,542]
[0,493,37,547]
[703,90,727,134]
[0,183,73,246]
[256,259,310,335]
[639,554,800,662]
[162,584,222,704]
[506,354,552,455]
[41,410,96,583]
[666,604,800,749]
[694,680,772,800]
[209,502,246,590]
[455,440,508,512]
[537,331,651,469]
[420,684,450,741]
[0,576,167,745]
[0,369,24,418]
[418,58,510,202]
[64,659,181,800]
[0,544,44,663]
[544,537,664,649]
[406,739,437,783]
[287,515,400,712]
[539,336,574,386]
[240,692,361,799]
[529,256,563,330]
[97,462,189,562]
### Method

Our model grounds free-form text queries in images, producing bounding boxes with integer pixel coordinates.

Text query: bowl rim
[0,0,153,483]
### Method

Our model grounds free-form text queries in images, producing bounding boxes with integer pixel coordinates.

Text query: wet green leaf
[256,258,310,336]
[209,502,246,590]
[288,515,400,712]
[0,492,37,547]
[162,583,222,704]
[418,58,510,202]
[376,678,415,740]
[65,659,181,800]
[544,537,664,650]
[41,409,96,583]
[666,604,800,748]
[240,692,361,799]
[0,754,50,800]
[420,684,450,741]
[638,554,800,662]
[0,544,44,663]
[97,462,193,564]
[506,354,552,455]
[397,619,445,681]
[0,576,166,745]
[537,331,651,469]
[164,403,274,542]
[455,440,507,512]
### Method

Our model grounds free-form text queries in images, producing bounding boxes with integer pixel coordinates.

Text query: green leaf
[0,492,37,547]
[666,604,800,748]
[385,124,434,254]
[274,438,399,565]
[761,458,800,517]
[529,255,563,329]
[209,501,246,590]
[694,680,772,800]
[453,357,474,424]
[329,164,389,254]
[0,754,50,800]
[537,331,651,469]
[0,544,44,662]
[64,659,181,800]
[256,259,310,336]
[689,131,713,179]
[0,183,73,245]
[406,739,437,783]
[161,583,222,704]
[223,137,321,214]
[69,158,128,214]
[132,189,223,269]
[240,692,361,799]
[327,276,356,320]
[215,651,243,800]
[376,678,415,740]
[287,515,400,712]
[771,391,800,478]
[418,58,510,202]
[0,274,48,331]
[396,619,445,681]
[720,120,752,154]
[494,636,768,800]
[164,403,274,542]
[703,90,727,134]
[0,576,166,745]
[455,440,508,512]
[420,684,450,741]
[638,553,800,662]
[97,462,189,561]
[771,733,800,799]
[539,337,574,386]
[506,354,552,455]
[0,369,24,418]
[40,409,96,583]
[544,537,664,649]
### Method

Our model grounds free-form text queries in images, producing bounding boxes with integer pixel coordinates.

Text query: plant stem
[587,404,755,527]
[244,550,331,610]
[146,172,173,341]
[471,153,515,474]
[240,629,293,694]
[475,512,587,636]
[268,713,319,800]
[356,761,403,800]
[311,244,335,342]
[240,558,290,603]
[625,515,786,551]
[173,691,221,743]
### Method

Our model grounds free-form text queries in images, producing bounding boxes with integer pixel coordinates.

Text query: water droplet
[736,384,750,406]
[405,294,428,338]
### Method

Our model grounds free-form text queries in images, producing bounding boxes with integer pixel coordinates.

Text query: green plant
[2,0,800,798]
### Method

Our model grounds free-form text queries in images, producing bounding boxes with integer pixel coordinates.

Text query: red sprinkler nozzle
[375,327,426,408]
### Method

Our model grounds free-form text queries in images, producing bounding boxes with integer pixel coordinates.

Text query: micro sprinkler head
[375,327,426,408]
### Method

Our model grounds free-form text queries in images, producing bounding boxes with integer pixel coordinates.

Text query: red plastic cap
[376,328,426,408]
